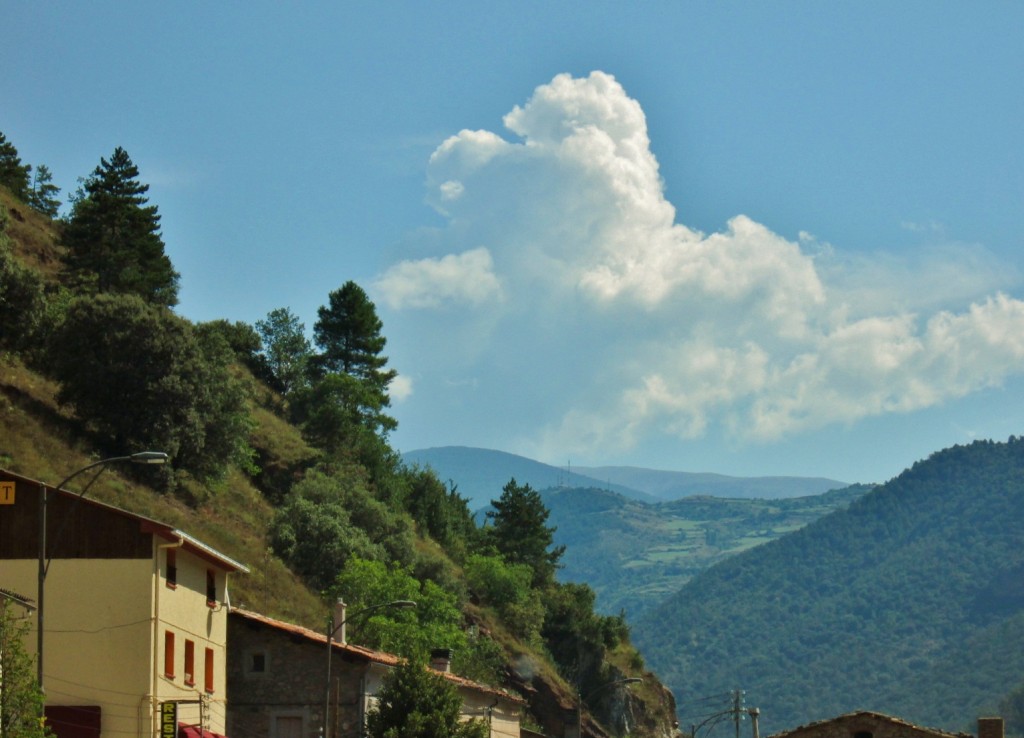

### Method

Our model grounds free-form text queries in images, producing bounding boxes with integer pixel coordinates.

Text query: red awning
[178,723,228,738]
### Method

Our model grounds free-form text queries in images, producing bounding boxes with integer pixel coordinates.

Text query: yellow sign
[161,702,177,738]
[0,481,14,505]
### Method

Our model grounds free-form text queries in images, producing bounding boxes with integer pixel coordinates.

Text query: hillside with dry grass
[0,175,678,737]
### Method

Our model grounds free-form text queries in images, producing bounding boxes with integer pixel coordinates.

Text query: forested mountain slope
[544,484,869,617]
[632,438,1024,736]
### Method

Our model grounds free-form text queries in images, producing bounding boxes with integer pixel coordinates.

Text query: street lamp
[578,677,642,738]
[322,598,416,738]
[37,451,169,688]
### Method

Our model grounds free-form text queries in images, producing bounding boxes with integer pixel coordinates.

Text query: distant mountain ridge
[401,446,849,510]
[400,446,655,509]
[574,465,849,500]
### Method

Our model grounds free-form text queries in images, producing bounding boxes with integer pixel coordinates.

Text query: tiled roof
[229,607,525,705]
[0,587,36,609]
[230,607,401,665]
[768,711,971,738]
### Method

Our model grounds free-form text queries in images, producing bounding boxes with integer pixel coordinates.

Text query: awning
[178,723,228,738]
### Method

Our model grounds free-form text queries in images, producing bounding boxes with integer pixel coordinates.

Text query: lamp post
[577,677,642,738]
[322,598,416,738]
[36,451,168,689]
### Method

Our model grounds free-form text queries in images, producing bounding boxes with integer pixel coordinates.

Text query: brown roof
[0,468,248,573]
[230,606,401,665]
[0,587,35,610]
[768,711,971,738]
[229,607,525,705]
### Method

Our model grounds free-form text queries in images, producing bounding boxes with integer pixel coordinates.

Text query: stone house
[0,468,248,738]
[766,712,1003,738]
[226,607,525,738]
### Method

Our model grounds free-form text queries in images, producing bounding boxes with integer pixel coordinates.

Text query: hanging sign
[161,702,178,738]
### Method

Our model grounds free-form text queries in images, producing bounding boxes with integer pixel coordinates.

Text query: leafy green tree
[0,600,50,738]
[269,495,383,592]
[332,558,465,662]
[269,468,415,591]
[0,205,47,355]
[46,294,250,485]
[541,581,628,689]
[61,147,179,306]
[486,478,565,587]
[0,132,31,200]
[255,307,311,395]
[464,553,544,643]
[27,165,60,218]
[402,468,480,557]
[365,659,488,738]
[198,319,262,366]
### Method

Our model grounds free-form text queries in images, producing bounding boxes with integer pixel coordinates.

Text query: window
[206,570,217,605]
[244,649,268,677]
[184,640,195,686]
[251,652,266,673]
[164,631,175,678]
[204,648,215,693]
[166,549,177,588]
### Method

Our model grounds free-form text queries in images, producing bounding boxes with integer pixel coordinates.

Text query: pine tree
[486,478,565,588]
[298,282,398,448]
[27,165,60,218]
[0,132,31,200]
[61,147,179,306]
[313,282,398,387]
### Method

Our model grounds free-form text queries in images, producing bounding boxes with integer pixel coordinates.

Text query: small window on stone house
[250,651,266,673]
[854,731,874,738]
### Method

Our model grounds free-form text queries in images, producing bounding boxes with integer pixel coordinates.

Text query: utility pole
[733,690,744,738]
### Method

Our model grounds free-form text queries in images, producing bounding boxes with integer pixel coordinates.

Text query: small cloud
[439,180,464,201]
[389,374,414,402]
[901,220,947,235]
[374,247,502,309]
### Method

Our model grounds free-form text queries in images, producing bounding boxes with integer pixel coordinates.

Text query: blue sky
[4,2,1023,484]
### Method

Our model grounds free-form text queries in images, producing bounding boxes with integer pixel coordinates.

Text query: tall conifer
[0,131,31,200]
[62,147,179,306]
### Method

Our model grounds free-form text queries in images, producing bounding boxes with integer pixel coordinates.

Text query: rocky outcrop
[502,652,679,738]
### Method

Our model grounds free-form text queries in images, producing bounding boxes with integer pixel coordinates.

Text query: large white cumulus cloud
[375,71,1024,458]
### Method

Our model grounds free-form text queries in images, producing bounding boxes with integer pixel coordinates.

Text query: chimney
[333,599,347,645]
[430,648,453,673]
[978,718,1004,738]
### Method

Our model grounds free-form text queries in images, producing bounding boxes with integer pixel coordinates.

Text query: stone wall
[227,616,370,738]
